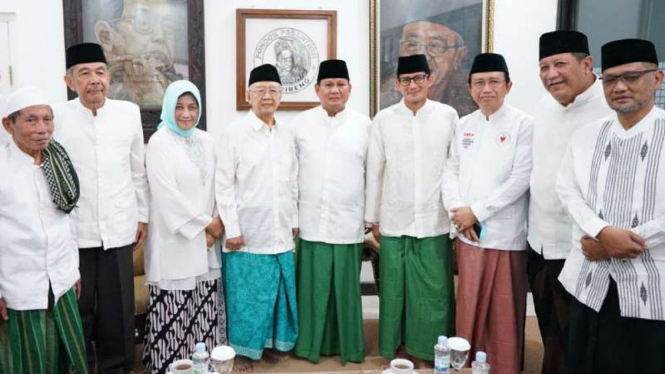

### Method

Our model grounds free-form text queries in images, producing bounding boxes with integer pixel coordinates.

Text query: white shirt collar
[474,103,509,123]
[397,98,433,117]
[611,105,660,137]
[8,139,38,166]
[247,109,280,132]
[560,76,601,111]
[315,105,349,122]
[75,96,108,117]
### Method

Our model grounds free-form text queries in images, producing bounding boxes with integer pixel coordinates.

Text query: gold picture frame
[370,0,495,117]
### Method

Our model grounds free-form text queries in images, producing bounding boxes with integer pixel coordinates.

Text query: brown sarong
[455,240,527,374]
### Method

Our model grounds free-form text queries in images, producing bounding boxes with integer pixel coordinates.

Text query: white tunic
[53,98,150,250]
[0,142,79,310]
[215,111,298,254]
[144,127,221,290]
[529,79,612,259]
[557,107,665,320]
[365,99,457,238]
[292,106,371,244]
[442,104,533,250]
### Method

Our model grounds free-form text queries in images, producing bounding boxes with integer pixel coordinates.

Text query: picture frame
[369,0,495,117]
[62,0,206,140]
[236,9,337,111]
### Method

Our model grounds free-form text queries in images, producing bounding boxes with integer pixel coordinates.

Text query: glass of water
[447,337,471,373]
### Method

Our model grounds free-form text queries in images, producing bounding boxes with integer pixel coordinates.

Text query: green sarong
[378,235,455,361]
[0,288,88,374]
[294,239,365,364]
[223,251,298,360]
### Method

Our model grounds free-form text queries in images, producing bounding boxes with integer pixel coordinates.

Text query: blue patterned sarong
[222,251,298,360]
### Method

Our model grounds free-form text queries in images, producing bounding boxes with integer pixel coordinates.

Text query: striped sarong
[456,240,527,374]
[0,288,88,374]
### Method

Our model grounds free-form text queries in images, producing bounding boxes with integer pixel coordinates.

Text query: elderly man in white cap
[0,94,8,146]
[0,87,87,374]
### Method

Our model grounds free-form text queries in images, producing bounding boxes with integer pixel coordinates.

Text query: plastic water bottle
[471,351,490,374]
[434,335,450,374]
[192,342,209,374]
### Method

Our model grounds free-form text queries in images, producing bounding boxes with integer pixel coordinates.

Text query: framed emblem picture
[236,9,337,111]
[63,0,206,139]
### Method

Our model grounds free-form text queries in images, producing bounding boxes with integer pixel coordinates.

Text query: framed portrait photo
[370,0,495,117]
[62,0,206,139]
[236,9,337,111]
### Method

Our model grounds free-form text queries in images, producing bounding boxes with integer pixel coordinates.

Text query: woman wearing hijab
[142,80,226,374]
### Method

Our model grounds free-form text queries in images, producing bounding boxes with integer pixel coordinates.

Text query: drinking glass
[210,346,235,374]
[447,337,471,374]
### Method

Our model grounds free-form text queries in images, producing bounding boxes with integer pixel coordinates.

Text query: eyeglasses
[108,7,177,37]
[471,79,505,89]
[397,74,429,86]
[400,38,465,56]
[249,88,283,96]
[601,69,658,87]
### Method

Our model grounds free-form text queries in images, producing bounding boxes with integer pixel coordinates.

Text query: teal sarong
[222,251,298,360]
[0,288,88,374]
[378,235,455,361]
[294,239,365,364]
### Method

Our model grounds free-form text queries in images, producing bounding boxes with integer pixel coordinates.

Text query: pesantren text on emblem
[253,27,320,94]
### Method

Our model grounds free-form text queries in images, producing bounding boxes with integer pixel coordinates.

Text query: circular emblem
[253,28,319,94]
[496,132,510,146]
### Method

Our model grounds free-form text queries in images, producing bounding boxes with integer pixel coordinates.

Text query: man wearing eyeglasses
[387,20,477,117]
[366,54,457,367]
[216,64,299,373]
[528,30,611,374]
[442,53,533,374]
[92,0,184,106]
[557,38,665,374]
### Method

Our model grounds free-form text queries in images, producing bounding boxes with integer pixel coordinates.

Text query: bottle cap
[476,351,487,362]
[195,342,206,352]
[438,335,448,345]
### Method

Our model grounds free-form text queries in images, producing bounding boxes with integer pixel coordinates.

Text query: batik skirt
[143,278,227,374]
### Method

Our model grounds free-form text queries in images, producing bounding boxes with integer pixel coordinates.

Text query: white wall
[494,0,558,114]
[204,0,370,139]
[0,0,558,125]
[0,1,67,104]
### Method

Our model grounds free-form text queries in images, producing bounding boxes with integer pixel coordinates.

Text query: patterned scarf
[41,140,80,213]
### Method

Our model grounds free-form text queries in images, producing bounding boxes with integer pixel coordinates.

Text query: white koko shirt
[366,99,457,238]
[0,142,80,310]
[144,127,221,290]
[557,107,665,320]
[216,111,298,255]
[291,106,371,244]
[529,79,611,259]
[443,104,533,250]
[53,98,150,250]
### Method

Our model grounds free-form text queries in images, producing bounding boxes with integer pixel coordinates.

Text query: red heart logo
[500,136,506,142]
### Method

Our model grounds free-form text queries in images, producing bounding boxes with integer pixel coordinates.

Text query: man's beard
[611,98,648,114]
